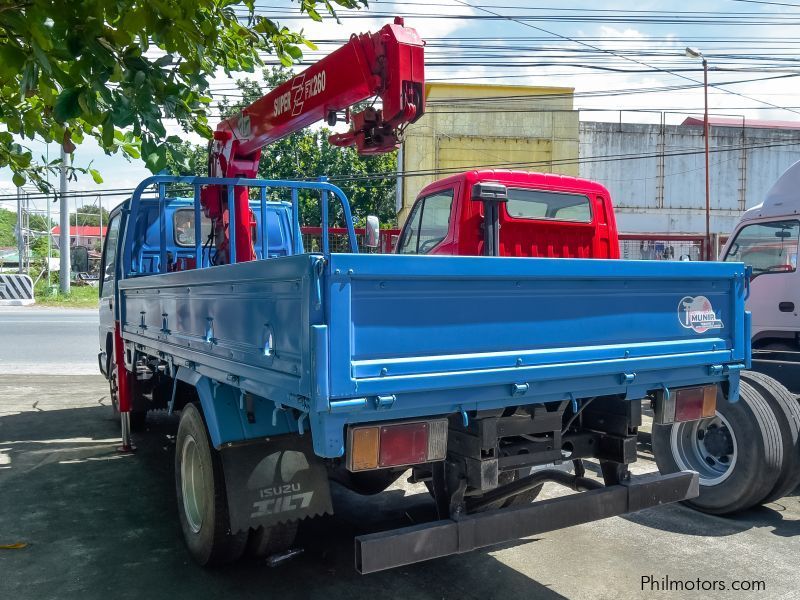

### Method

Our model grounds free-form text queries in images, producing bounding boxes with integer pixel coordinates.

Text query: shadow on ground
[0,406,566,600]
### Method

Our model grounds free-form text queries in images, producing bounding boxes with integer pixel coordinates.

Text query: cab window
[398,189,454,254]
[506,188,592,223]
[724,220,800,276]
[174,209,213,247]
[99,212,122,297]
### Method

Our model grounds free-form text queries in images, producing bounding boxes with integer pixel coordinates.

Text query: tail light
[655,385,717,425]
[346,419,448,472]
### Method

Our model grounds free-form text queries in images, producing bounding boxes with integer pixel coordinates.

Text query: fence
[300,227,400,254]
[619,234,707,261]
[300,228,711,261]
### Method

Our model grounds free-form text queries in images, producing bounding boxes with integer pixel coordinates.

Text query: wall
[580,120,800,236]
[398,83,579,224]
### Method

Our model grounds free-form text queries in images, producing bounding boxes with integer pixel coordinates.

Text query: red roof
[682,116,800,130]
[50,225,107,236]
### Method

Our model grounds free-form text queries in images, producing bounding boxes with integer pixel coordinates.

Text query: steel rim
[670,412,738,486]
[181,434,206,533]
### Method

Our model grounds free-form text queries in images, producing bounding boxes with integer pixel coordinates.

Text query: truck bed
[119,253,748,457]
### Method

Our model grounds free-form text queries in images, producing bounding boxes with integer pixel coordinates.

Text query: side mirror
[365,215,380,248]
[471,182,508,202]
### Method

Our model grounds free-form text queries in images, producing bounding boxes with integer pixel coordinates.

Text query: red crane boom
[200,17,425,264]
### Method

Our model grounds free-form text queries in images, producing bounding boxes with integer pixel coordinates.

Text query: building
[50,225,107,249]
[398,82,579,222]
[580,118,800,240]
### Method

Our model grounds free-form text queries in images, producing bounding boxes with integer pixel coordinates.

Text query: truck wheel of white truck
[175,404,247,565]
[739,371,800,504]
[652,380,783,515]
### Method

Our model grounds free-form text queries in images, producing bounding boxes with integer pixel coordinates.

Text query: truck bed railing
[122,175,359,278]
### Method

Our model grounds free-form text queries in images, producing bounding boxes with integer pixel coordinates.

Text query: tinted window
[506,188,592,223]
[174,209,213,247]
[724,220,799,276]
[100,213,121,297]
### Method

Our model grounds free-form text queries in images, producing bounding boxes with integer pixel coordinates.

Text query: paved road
[0,374,798,600]
[0,307,98,375]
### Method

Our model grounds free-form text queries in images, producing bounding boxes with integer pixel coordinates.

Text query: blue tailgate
[316,254,747,429]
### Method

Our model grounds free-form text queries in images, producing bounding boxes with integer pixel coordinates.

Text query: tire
[109,364,146,432]
[652,380,783,515]
[245,521,299,560]
[740,371,800,503]
[175,404,247,566]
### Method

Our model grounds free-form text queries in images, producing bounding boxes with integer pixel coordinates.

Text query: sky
[2,0,800,217]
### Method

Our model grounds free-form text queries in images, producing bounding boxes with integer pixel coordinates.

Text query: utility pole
[685,47,712,260]
[59,145,71,294]
[16,186,24,274]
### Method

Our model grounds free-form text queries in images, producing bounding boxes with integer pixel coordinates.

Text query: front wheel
[652,380,783,515]
[175,404,247,566]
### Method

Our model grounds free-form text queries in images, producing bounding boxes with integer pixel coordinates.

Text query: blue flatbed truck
[97,174,753,572]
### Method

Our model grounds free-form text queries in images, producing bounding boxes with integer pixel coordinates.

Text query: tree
[71,204,110,227]
[0,0,365,190]
[168,67,399,226]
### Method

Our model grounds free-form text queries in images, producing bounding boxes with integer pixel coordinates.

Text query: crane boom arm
[201,18,425,264]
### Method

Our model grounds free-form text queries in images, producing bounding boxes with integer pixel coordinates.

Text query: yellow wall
[398,83,579,223]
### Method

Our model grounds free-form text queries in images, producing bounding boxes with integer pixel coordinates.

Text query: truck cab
[721,160,800,348]
[396,170,620,258]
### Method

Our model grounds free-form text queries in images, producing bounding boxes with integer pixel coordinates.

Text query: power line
[4,134,800,203]
[448,0,800,119]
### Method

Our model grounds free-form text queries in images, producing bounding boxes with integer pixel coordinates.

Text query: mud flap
[220,435,333,534]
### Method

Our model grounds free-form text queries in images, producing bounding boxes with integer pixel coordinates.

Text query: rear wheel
[740,371,800,504]
[652,380,783,514]
[175,404,247,566]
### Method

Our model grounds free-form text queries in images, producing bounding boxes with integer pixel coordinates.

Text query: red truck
[395,168,800,515]
[396,170,620,258]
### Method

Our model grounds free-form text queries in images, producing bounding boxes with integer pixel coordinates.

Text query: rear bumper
[355,470,698,574]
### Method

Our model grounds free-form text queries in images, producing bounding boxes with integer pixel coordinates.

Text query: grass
[34,284,100,308]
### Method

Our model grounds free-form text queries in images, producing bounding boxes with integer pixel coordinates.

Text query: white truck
[653,161,800,514]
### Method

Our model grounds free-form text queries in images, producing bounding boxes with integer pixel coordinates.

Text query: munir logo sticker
[678,295,724,333]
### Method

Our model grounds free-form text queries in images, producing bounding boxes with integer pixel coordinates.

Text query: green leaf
[286,45,303,60]
[102,113,114,147]
[89,168,104,184]
[53,88,82,122]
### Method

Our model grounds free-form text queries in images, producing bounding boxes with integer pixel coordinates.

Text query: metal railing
[122,175,359,277]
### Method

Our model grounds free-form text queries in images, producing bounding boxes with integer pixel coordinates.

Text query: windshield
[723,219,800,276]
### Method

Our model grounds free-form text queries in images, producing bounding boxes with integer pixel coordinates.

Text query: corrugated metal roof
[50,225,106,236]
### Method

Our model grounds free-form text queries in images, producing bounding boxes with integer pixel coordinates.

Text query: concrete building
[398,83,579,222]
[579,118,800,239]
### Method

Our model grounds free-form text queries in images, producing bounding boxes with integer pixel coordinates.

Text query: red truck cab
[396,170,620,258]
